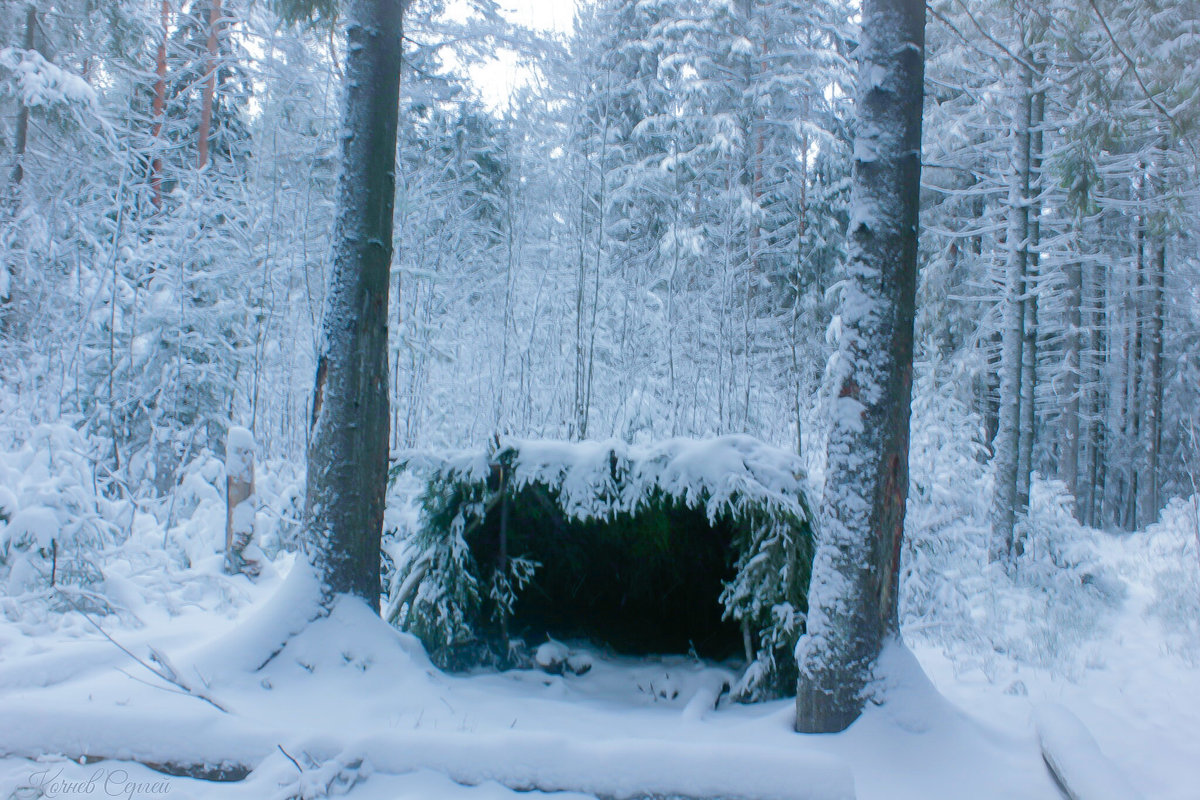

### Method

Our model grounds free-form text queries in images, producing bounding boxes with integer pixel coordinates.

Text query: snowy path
[916,529,1200,800]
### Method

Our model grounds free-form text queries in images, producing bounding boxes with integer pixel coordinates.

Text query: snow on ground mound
[0,583,860,800]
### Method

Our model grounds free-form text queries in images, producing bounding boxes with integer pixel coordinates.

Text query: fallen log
[1035,703,1142,800]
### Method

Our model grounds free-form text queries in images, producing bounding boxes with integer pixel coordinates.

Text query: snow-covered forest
[0,0,1198,797]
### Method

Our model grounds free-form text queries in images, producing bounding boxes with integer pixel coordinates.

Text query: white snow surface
[2,514,1195,799]
[1,424,1197,799]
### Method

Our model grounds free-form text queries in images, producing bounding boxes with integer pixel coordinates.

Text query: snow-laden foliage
[386,435,814,700]
[1143,495,1200,662]
[0,406,303,630]
[0,46,98,111]
[901,362,1124,679]
[0,423,126,606]
[399,436,812,531]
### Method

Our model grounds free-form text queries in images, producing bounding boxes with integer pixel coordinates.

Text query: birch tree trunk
[794,0,924,734]
[304,0,406,607]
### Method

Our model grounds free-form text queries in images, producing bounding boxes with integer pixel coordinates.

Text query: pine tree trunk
[794,0,924,734]
[990,57,1033,559]
[196,0,221,169]
[1141,243,1165,526]
[1084,399,1101,528]
[151,0,169,207]
[1082,257,1107,528]
[983,331,1001,452]
[1123,221,1146,530]
[9,5,37,187]
[1061,259,1082,505]
[1097,258,1114,529]
[1015,84,1043,519]
[304,0,406,607]
[1016,288,1037,515]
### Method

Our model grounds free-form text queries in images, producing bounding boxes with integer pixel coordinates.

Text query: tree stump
[224,426,258,577]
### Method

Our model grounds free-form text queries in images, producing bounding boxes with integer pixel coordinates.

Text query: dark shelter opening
[388,437,815,701]
[469,485,744,659]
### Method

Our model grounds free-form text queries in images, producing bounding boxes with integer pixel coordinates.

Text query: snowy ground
[0,527,1196,800]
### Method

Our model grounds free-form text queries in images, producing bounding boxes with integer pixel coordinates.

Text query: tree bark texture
[1015,84,1043,518]
[794,0,924,734]
[9,5,37,187]
[1061,258,1082,504]
[1123,223,1146,530]
[990,56,1033,559]
[1141,243,1165,525]
[151,0,169,206]
[304,0,406,608]
[196,0,221,169]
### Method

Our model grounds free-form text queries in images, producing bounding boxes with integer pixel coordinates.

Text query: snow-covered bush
[385,436,815,700]
[0,407,303,628]
[900,361,993,653]
[1144,495,1200,662]
[0,46,102,131]
[901,361,1123,678]
[0,423,129,608]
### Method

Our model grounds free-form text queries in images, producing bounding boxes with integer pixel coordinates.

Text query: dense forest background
[1,0,1197,542]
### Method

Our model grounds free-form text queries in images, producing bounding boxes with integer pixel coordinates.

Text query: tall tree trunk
[1061,258,1082,505]
[1015,84,1043,519]
[1016,288,1037,514]
[1084,384,1102,528]
[196,0,222,169]
[304,0,406,607]
[574,76,609,441]
[9,5,37,187]
[990,56,1033,559]
[1096,260,1112,529]
[1080,254,1104,528]
[794,0,924,734]
[151,0,170,207]
[1141,243,1165,526]
[983,331,1001,452]
[792,120,810,458]
[1123,219,1146,530]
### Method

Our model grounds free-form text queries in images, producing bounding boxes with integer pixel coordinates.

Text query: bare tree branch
[1085,0,1183,136]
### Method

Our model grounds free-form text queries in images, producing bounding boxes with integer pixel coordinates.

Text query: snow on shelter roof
[394,434,813,527]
